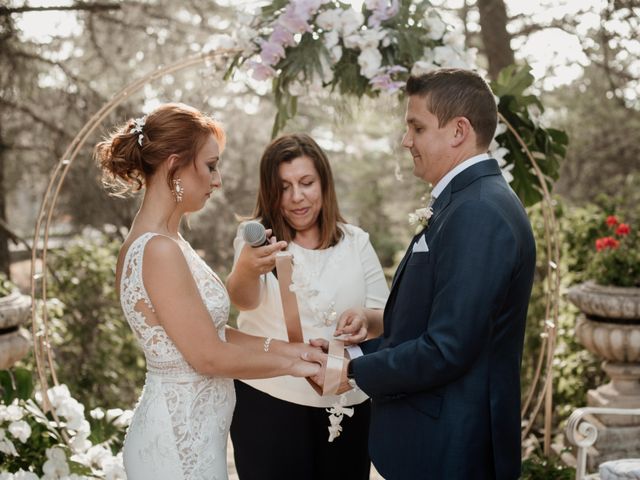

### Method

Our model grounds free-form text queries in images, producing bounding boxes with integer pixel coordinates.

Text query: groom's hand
[333,308,368,345]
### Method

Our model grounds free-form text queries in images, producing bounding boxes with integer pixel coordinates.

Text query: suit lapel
[388,183,453,294]
[390,234,420,291]
[383,159,504,337]
[386,160,502,303]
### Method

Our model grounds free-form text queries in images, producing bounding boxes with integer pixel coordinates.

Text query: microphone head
[243,221,267,247]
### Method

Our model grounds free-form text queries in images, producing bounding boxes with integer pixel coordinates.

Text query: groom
[337,69,535,479]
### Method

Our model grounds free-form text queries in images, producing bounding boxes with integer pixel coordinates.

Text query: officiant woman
[226,133,389,479]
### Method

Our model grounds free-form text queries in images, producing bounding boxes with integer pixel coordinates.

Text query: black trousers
[230,380,371,480]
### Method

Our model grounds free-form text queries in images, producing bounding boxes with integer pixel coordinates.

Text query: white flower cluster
[408,206,434,233]
[0,384,130,480]
[326,394,354,442]
[289,259,338,328]
[489,122,514,184]
[236,0,474,95]
[0,402,30,458]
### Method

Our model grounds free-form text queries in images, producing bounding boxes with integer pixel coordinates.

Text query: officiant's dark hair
[406,69,497,149]
[253,133,345,249]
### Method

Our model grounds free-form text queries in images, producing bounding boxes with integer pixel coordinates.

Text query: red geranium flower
[616,223,630,236]
[605,236,620,249]
[595,236,620,251]
[606,215,619,227]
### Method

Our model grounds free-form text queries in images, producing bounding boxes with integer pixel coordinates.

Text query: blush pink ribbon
[275,252,345,395]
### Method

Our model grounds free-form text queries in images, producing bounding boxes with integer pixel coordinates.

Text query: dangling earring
[172,178,184,203]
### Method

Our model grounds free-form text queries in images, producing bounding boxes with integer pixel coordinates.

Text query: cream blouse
[233,223,389,408]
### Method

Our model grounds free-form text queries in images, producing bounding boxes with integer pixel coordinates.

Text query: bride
[94,103,321,480]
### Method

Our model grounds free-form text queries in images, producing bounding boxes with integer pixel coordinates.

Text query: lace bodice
[120,232,235,480]
[120,232,230,376]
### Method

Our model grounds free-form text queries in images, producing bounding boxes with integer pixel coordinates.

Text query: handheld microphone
[242,221,278,278]
[242,220,269,247]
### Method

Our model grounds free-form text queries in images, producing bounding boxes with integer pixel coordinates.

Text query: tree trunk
[477,0,515,80]
[0,122,11,278]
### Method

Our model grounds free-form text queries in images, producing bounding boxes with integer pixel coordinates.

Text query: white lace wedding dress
[120,232,235,480]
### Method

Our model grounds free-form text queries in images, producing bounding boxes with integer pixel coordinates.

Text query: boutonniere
[408,206,434,234]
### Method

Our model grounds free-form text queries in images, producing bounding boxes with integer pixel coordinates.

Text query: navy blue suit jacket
[353,160,536,479]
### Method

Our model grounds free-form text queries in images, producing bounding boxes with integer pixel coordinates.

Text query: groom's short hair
[406,69,498,149]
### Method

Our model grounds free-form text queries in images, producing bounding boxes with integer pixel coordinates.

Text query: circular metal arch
[29,49,561,454]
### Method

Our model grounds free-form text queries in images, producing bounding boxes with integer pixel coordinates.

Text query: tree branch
[0,98,68,138]
[12,49,107,102]
[0,3,121,16]
[511,18,579,38]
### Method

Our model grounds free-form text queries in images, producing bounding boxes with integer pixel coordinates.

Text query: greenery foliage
[521,451,575,480]
[0,272,16,297]
[45,230,144,410]
[587,216,639,287]
[492,65,568,207]
[521,199,605,428]
[563,179,640,288]
[548,66,640,204]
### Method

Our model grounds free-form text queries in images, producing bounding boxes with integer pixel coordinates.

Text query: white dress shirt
[430,152,491,200]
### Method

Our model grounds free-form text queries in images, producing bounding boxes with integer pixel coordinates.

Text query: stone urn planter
[569,282,640,411]
[0,291,32,369]
[568,281,640,465]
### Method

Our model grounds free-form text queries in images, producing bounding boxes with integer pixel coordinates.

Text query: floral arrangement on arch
[589,215,640,287]
[0,368,129,479]
[223,0,568,208]
[227,0,475,135]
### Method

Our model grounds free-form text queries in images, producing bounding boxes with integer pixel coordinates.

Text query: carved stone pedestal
[569,282,640,471]
[0,291,32,369]
[587,362,640,426]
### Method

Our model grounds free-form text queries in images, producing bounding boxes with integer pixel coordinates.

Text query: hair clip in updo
[129,116,146,146]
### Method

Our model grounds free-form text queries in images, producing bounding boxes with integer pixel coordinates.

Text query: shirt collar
[431,153,491,199]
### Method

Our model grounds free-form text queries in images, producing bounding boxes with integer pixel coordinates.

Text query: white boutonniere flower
[408,206,434,234]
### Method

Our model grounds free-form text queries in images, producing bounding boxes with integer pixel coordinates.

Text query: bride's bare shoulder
[116,232,181,285]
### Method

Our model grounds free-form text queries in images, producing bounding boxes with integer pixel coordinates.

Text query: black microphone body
[242,220,271,247]
[242,220,278,278]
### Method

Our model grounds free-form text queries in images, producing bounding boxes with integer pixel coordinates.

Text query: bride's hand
[274,340,322,358]
[309,338,329,352]
[333,308,368,345]
[302,349,327,386]
[290,357,322,378]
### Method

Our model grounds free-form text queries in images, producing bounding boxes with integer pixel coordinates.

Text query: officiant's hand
[333,308,368,345]
[236,229,287,276]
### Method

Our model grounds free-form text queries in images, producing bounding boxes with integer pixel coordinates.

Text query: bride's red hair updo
[95,103,225,196]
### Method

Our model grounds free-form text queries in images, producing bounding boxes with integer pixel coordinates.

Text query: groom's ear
[449,116,473,148]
